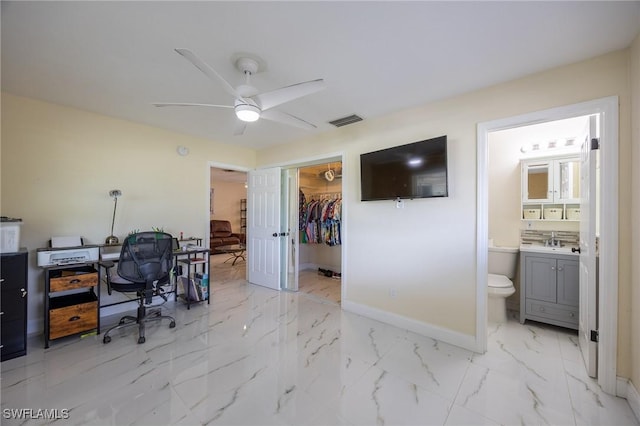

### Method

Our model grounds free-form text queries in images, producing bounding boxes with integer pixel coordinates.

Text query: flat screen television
[360,135,448,201]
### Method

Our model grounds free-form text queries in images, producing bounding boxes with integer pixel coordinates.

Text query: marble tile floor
[297,269,341,305]
[2,270,638,425]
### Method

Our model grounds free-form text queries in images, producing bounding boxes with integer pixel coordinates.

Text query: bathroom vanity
[520,247,579,330]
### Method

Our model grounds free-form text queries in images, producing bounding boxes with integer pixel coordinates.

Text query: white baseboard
[341,300,479,353]
[624,377,640,423]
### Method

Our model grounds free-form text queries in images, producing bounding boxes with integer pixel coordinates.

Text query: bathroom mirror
[526,164,550,200]
[558,159,580,201]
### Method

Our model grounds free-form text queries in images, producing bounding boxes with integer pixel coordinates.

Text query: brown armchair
[210,220,243,251]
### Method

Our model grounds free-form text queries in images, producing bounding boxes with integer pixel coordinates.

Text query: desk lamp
[105,189,122,245]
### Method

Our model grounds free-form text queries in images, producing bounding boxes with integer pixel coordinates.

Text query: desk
[99,246,210,311]
[178,237,203,247]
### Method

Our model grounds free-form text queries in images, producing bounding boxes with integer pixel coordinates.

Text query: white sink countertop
[519,243,579,255]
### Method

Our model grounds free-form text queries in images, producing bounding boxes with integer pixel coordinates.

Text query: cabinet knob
[551,266,556,270]
[20,288,27,298]
[539,307,545,312]
[569,312,575,317]
[558,267,563,271]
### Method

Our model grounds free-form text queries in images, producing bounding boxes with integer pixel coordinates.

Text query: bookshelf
[240,198,247,236]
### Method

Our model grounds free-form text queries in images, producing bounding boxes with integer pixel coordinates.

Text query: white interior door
[247,167,281,290]
[579,115,598,378]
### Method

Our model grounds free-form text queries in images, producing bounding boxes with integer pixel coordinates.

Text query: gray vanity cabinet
[520,251,579,330]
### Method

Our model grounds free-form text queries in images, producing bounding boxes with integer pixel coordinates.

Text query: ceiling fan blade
[175,48,239,98]
[153,102,233,109]
[233,120,247,136]
[261,109,317,130]
[254,79,325,111]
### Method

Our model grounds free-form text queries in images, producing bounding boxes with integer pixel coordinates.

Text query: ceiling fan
[154,49,326,135]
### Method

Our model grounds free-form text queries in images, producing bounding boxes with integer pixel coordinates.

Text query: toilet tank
[488,246,519,279]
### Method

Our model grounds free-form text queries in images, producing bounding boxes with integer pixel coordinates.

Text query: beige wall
[257,50,633,375]
[210,179,246,235]
[630,33,640,394]
[0,93,256,332]
[488,132,529,248]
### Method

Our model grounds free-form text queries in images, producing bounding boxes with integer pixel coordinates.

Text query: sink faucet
[546,231,560,247]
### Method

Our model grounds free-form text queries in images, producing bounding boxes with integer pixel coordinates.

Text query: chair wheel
[103,335,111,344]
[169,321,176,328]
[137,336,145,344]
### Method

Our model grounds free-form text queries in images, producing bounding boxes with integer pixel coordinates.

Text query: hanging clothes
[300,196,342,246]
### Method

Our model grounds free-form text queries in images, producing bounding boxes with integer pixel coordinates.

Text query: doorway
[246,156,344,303]
[293,161,343,304]
[209,166,248,285]
[477,96,619,395]
[487,116,589,314]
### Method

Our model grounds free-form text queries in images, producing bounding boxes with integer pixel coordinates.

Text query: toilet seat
[488,273,513,288]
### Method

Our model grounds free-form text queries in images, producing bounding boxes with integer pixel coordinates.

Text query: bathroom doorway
[478,96,619,394]
[487,116,588,315]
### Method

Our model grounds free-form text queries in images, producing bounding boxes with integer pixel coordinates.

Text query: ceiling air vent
[329,114,363,128]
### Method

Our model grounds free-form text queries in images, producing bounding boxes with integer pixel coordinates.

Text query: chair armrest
[231,233,245,243]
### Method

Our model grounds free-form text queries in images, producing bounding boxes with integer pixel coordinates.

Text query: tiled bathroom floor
[1,258,637,425]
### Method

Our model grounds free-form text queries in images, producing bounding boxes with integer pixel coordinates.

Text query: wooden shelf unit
[44,263,100,348]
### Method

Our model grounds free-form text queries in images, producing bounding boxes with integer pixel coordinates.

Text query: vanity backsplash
[520,230,579,246]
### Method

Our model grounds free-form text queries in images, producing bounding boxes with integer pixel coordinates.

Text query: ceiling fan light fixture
[235,104,261,122]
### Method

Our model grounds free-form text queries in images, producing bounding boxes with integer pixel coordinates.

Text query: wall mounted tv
[360,135,448,201]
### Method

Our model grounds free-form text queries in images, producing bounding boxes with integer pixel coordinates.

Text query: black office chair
[102,232,176,344]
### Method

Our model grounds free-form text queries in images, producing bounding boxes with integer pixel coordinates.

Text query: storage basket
[566,208,580,220]
[523,208,541,219]
[543,208,563,220]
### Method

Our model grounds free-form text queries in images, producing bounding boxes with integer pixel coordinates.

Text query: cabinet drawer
[50,270,97,292]
[1,317,27,360]
[49,301,97,340]
[526,300,578,328]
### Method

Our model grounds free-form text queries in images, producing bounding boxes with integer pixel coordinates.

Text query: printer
[36,236,100,267]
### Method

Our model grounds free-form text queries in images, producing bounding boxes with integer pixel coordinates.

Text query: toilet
[488,243,519,324]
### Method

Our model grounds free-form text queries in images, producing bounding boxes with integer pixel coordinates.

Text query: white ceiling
[2,1,639,150]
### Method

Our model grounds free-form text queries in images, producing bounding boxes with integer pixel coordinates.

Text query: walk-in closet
[297,162,342,304]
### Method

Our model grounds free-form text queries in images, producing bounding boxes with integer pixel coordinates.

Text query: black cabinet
[1,250,28,361]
